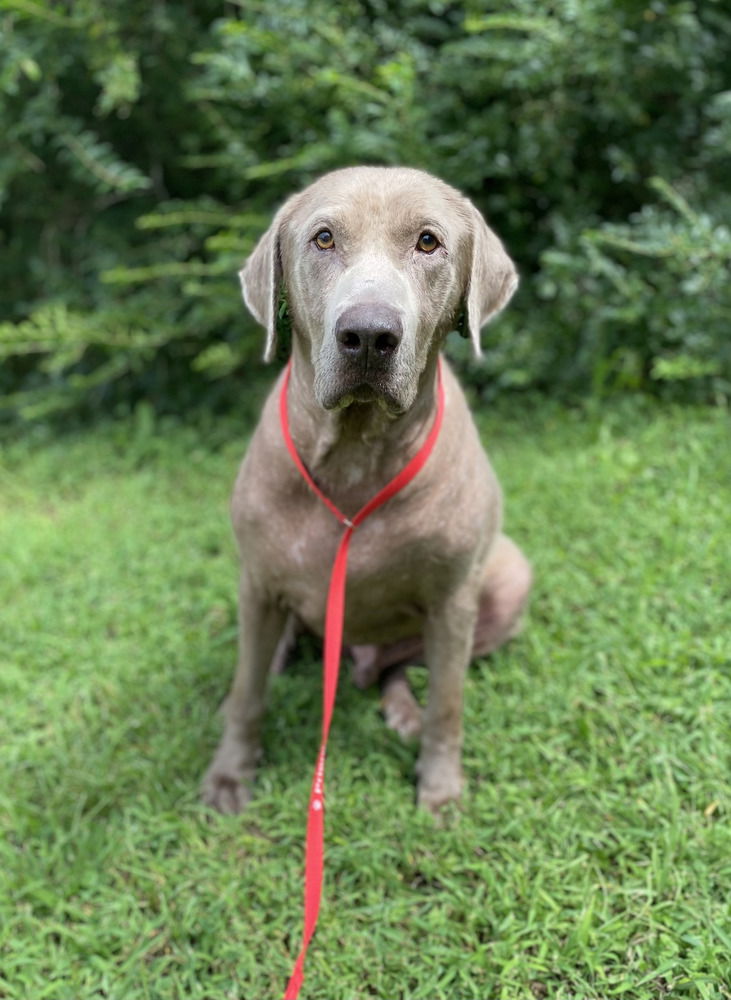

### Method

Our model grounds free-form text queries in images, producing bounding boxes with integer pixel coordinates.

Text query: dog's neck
[284,342,441,508]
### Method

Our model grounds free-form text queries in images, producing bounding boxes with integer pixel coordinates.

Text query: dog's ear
[463,205,518,356]
[239,207,288,363]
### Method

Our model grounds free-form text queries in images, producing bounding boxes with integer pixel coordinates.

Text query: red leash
[279,359,445,999]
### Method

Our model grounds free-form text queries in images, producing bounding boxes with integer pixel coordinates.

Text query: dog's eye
[416,231,439,253]
[314,229,335,250]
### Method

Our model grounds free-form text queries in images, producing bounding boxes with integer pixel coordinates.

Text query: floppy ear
[464,205,518,356]
[239,211,286,363]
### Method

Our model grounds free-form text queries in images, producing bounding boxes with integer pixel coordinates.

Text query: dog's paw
[416,753,464,815]
[349,644,381,690]
[382,687,422,741]
[201,766,253,815]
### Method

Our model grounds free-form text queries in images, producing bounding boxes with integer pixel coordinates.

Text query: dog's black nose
[335,304,402,367]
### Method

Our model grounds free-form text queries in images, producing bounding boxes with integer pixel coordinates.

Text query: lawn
[1,395,730,1000]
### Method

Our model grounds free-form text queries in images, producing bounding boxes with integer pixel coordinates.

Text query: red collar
[279,358,445,528]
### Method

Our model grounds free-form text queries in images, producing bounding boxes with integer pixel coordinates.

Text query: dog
[202,166,532,814]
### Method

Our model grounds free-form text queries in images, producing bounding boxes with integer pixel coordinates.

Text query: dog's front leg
[417,585,479,813]
[201,569,286,814]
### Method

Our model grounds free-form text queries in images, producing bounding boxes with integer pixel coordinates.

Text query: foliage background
[1,0,729,419]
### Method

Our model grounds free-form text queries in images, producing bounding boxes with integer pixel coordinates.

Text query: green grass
[1,397,730,1000]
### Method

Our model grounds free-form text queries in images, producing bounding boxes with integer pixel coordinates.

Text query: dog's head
[241,166,517,414]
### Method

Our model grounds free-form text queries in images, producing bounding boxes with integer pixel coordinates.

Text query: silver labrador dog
[202,166,532,814]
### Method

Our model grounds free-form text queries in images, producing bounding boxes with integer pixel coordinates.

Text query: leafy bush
[1,0,729,420]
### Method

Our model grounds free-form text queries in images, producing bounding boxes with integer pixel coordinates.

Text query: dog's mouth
[321,377,407,415]
[336,383,378,406]
[334,390,404,416]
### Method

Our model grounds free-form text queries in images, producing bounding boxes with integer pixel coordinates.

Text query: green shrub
[1,0,729,420]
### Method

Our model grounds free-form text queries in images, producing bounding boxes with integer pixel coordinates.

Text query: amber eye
[314,229,335,250]
[417,231,439,253]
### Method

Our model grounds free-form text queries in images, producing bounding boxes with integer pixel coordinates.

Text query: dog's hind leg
[269,612,302,675]
[472,534,533,658]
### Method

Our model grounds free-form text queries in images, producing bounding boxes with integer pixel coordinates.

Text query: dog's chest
[244,489,464,644]
[233,387,498,644]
